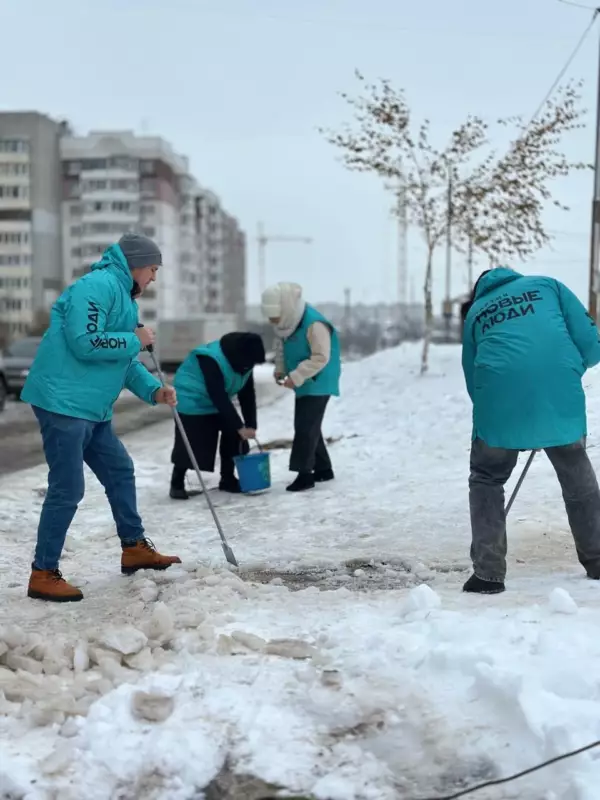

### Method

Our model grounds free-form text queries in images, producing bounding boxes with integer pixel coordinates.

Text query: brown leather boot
[121,538,182,575]
[28,568,83,602]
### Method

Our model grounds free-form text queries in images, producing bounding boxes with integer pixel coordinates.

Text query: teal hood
[90,244,134,294]
[475,267,524,301]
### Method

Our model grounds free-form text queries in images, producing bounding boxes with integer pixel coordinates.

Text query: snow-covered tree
[322,73,589,373]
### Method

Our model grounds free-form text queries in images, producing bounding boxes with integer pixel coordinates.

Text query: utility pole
[589,10,600,321]
[396,180,408,315]
[443,173,453,340]
[467,233,474,291]
[257,222,312,297]
[343,287,351,333]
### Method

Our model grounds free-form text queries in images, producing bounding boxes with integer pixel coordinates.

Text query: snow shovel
[505,450,537,515]
[145,341,239,568]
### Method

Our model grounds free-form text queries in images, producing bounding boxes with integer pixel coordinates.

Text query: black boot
[219,474,242,493]
[314,468,334,483]
[170,467,189,500]
[286,473,315,492]
[463,574,505,594]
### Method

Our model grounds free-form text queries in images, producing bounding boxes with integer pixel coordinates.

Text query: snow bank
[2,344,600,798]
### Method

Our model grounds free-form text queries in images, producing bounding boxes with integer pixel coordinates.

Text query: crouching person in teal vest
[20,234,181,604]
[462,266,600,595]
[170,332,266,498]
[261,282,341,492]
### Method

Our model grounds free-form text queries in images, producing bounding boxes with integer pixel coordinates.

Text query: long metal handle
[505,450,537,515]
[147,344,238,567]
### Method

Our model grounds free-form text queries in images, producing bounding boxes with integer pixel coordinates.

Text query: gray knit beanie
[118,233,162,270]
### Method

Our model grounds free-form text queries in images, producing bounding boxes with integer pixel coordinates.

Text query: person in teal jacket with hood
[170,332,266,499]
[261,282,341,492]
[462,266,600,595]
[21,233,181,603]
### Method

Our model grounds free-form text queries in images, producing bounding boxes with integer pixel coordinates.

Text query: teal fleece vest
[283,305,341,397]
[174,340,251,415]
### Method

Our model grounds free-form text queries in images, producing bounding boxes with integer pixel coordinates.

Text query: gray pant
[469,438,600,582]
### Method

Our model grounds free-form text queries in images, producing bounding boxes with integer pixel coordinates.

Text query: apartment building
[0,118,247,339]
[0,112,64,340]
[179,174,205,317]
[196,189,245,319]
[221,211,246,320]
[60,130,189,324]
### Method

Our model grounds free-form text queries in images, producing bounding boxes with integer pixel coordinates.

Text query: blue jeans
[32,406,144,570]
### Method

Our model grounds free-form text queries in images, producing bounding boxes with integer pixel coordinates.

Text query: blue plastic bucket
[234,450,271,493]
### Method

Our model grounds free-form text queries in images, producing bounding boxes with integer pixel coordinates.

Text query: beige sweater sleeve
[289,321,331,387]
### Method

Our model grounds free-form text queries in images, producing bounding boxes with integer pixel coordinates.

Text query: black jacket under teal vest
[462,268,600,450]
[174,341,252,415]
[21,245,161,422]
[283,305,341,397]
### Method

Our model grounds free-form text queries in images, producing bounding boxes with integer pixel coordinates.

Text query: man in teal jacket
[262,282,341,492]
[462,266,600,594]
[21,233,180,603]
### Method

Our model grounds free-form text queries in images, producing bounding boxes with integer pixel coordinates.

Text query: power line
[196,4,592,41]
[412,737,600,800]
[526,6,599,127]
[559,0,598,10]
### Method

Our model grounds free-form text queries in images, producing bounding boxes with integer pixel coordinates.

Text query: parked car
[0,352,7,412]
[2,336,42,398]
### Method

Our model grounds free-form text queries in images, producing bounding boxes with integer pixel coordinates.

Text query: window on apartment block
[109,156,138,171]
[0,186,19,199]
[0,163,29,176]
[142,226,155,238]
[82,159,107,170]
[140,160,155,175]
[70,225,81,237]
[65,161,81,176]
[70,204,83,216]
[141,204,155,216]
[0,139,29,153]
[111,201,130,213]
[83,179,108,192]
[140,178,157,196]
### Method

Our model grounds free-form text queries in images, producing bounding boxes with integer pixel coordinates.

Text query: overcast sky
[2,0,598,307]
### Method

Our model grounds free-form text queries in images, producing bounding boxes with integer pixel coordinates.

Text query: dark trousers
[171,413,246,488]
[32,406,144,570]
[289,395,332,474]
[469,437,600,582]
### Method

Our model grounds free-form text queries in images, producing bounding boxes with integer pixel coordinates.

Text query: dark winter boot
[219,475,242,493]
[462,574,505,595]
[286,473,315,493]
[170,467,188,500]
[314,468,335,483]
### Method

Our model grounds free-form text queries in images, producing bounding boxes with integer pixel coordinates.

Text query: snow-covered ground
[2,345,600,799]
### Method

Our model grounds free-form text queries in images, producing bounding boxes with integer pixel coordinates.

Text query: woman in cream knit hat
[261,282,341,492]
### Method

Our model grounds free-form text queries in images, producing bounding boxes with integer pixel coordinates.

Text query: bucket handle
[238,437,263,455]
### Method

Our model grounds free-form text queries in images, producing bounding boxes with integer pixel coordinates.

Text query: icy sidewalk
[2,344,600,799]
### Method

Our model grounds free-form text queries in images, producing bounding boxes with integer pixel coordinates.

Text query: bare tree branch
[320,75,589,372]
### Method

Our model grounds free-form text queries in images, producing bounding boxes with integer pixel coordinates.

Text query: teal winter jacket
[462,268,600,450]
[21,244,161,421]
[283,305,341,397]
[173,341,252,415]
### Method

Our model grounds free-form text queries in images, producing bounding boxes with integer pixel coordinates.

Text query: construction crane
[257,222,312,296]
